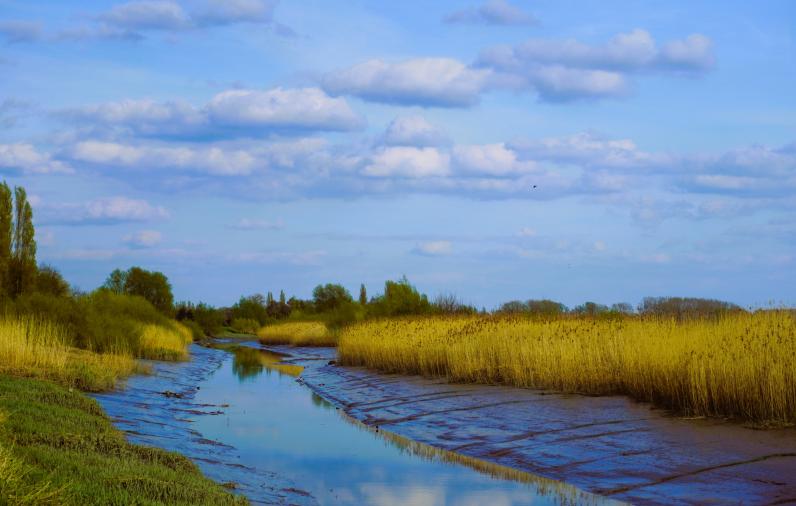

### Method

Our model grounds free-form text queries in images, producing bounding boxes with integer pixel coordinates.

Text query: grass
[139,322,193,361]
[0,375,247,505]
[258,321,337,347]
[0,316,140,392]
[338,311,796,424]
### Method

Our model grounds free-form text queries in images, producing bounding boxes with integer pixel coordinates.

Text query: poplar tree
[8,186,36,297]
[0,182,12,296]
[359,283,367,306]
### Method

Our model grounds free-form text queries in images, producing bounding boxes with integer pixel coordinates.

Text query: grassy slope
[0,375,246,505]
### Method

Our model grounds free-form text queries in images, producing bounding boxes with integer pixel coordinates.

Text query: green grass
[0,375,247,505]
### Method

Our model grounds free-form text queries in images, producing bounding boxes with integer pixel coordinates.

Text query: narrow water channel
[96,342,617,505]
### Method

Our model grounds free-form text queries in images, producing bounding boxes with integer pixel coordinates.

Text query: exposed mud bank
[272,346,796,505]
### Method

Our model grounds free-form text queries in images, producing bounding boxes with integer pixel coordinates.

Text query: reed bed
[258,321,336,347]
[138,322,193,361]
[338,311,796,424]
[0,316,141,391]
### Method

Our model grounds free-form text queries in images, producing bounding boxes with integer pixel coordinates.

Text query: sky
[1,0,794,309]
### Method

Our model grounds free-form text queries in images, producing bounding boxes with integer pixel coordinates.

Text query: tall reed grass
[0,316,142,391]
[258,321,336,347]
[338,311,796,424]
[138,322,192,361]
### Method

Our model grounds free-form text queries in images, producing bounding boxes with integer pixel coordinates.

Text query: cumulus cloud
[445,0,536,26]
[71,140,259,175]
[452,143,536,176]
[61,87,364,135]
[509,132,672,170]
[0,143,72,174]
[478,29,714,100]
[363,147,451,178]
[206,87,364,132]
[382,116,449,147]
[0,20,42,43]
[124,229,162,248]
[413,240,453,256]
[61,0,287,41]
[322,58,491,108]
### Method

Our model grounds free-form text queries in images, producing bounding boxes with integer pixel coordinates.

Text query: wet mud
[275,346,796,505]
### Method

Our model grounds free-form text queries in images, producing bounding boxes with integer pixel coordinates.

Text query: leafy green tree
[35,264,70,297]
[359,284,367,305]
[103,268,127,294]
[8,186,36,297]
[117,266,174,315]
[0,182,11,296]
[312,283,353,312]
[369,277,431,317]
[231,295,269,325]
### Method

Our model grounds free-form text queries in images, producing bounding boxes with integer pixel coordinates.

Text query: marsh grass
[139,322,193,361]
[258,321,336,347]
[0,316,141,391]
[338,311,796,424]
[0,375,247,505]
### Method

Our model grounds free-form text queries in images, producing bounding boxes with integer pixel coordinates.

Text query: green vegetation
[0,375,246,505]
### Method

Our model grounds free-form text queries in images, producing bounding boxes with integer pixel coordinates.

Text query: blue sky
[1,0,794,308]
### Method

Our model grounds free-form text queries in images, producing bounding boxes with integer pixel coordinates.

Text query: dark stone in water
[161,390,184,398]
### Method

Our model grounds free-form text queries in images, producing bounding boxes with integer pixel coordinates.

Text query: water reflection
[225,344,304,381]
[193,342,621,505]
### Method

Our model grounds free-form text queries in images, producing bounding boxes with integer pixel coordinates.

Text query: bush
[230,318,260,335]
[368,277,431,317]
[312,284,353,312]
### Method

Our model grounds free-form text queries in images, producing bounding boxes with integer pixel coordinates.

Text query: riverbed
[94,342,615,505]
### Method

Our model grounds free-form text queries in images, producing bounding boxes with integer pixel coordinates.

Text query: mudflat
[279,346,796,505]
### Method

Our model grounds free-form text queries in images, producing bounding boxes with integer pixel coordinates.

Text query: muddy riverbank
[272,345,796,505]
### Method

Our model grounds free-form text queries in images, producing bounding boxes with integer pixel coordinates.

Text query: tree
[103,268,127,294]
[8,186,36,297]
[0,182,11,297]
[36,264,70,297]
[359,284,367,305]
[279,290,286,305]
[121,267,174,315]
[368,277,431,317]
[231,295,269,325]
[312,283,353,312]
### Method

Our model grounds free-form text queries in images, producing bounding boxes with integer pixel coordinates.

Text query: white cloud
[124,229,162,248]
[452,143,536,176]
[363,147,451,178]
[509,132,671,170]
[414,240,453,256]
[64,87,364,135]
[445,0,536,26]
[206,87,364,131]
[518,227,536,237]
[322,58,491,107]
[478,29,714,100]
[63,99,205,135]
[0,143,72,174]
[71,140,259,175]
[383,116,448,147]
[39,196,169,225]
[84,197,169,223]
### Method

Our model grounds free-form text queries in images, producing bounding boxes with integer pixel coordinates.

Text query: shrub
[230,318,260,335]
